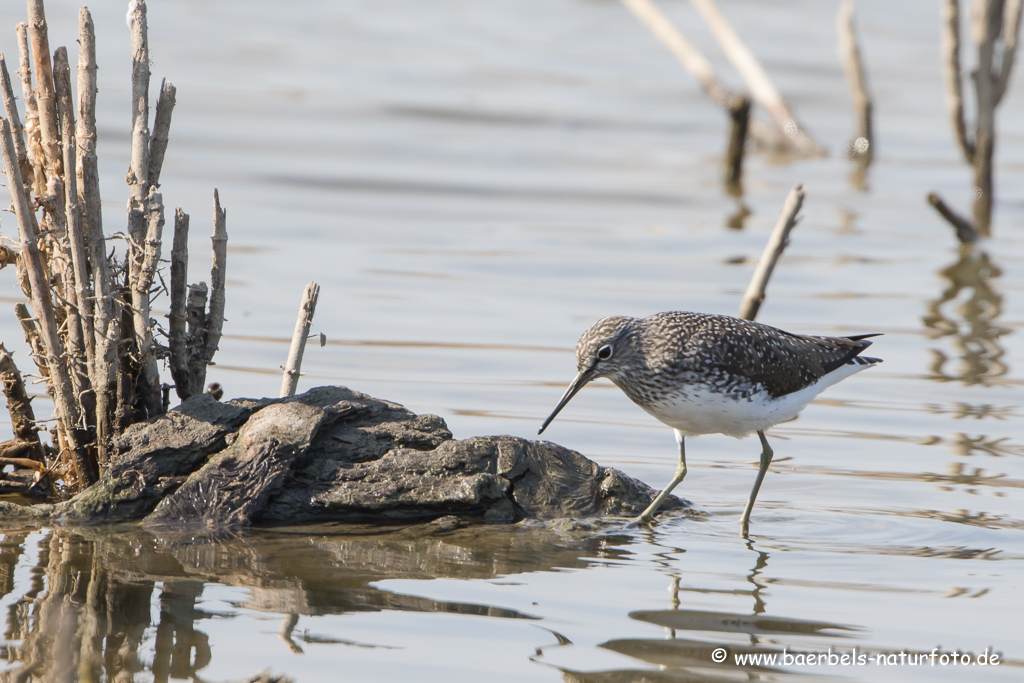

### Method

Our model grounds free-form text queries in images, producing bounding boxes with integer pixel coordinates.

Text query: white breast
[637,361,873,438]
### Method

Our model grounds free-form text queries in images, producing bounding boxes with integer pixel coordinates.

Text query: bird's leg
[740,430,774,536]
[633,430,687,525]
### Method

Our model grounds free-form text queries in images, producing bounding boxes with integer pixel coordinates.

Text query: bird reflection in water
[545,537,864,682]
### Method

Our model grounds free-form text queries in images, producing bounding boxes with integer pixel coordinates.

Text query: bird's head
[538,316,637,435]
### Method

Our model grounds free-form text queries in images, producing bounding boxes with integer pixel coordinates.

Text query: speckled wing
[676,315,877,398]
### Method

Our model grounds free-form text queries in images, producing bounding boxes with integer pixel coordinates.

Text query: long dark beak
[538,367,596,435]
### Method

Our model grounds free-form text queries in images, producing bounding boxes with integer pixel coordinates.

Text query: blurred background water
[0,0,1022,681]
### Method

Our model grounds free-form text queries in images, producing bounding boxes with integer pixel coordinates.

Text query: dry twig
[1,118,94,487]
[280,282,321,398]
[689,0,824,156]
[837,2,873,164]
[738,185,805,321]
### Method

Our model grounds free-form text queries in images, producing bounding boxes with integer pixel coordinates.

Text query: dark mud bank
[1,386,682,528]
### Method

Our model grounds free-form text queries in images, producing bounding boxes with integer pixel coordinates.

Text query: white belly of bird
[639,362,871,438]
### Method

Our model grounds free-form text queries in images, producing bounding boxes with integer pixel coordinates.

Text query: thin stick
[169,208,190,399]
[942,0,974,163]
[203,190,228,364]
[148,79,176,188]
[620,0,754,178]
[75,8,114,456]
[54,47,96,371]
[995,0,1023,103]
[15,304,48,382]
[621,0,733,107]
[0,54,29,174]
[689,0,824,156]
[16,22,46,196]
[133,188,165,417]
[738,185,804,321]
[76,6,109,330]
[127,0,150,195]
[927,191,980,244]
[126,0,152,320]
[185,282,209,387]
[724,95,750,192]
[837,1,874,162]
[1,118,93,487]
[26,0,62,179]
[280,282,320,398]
[0,344,44,462]
[971,0,1003,236]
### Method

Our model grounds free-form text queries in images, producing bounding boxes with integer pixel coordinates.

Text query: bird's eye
[597,345,613,360]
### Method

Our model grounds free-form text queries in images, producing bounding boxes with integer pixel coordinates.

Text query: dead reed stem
[169,208,190,399]
[738,185,805,321]
[26,0,62,180]
[0,344,44,462]
[16,22,45,196]
[148,79,176,188]
[724,95,750,193]
[0,0,229,483]
[280,282,321,398]
[1,118,94,487]
[204,191,227,365]
[620,0,755,185]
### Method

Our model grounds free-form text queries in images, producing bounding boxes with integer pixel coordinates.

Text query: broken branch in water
[738,185,805,321]
[837,1,873,165]
[689,0,825,156]
[281,282,321,398]
[927,192,980,244]
[620,0,753,188]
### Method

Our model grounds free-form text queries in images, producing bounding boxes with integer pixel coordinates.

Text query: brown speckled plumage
[539,310,883,530]
[574,311,880,406]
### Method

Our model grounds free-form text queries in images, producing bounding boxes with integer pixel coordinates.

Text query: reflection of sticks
[278,613,303,654]
[689,0,824,156]
[738,185,804,321]
[927,192,979,244]
[280,282,321,398]
[837,2,873,162]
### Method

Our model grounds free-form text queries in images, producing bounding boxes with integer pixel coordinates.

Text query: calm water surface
[0,0,1022,680]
